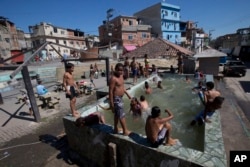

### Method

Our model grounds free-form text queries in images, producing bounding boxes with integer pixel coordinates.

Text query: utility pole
[106,8,114,49]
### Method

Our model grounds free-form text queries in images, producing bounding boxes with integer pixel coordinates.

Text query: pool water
[100,74,205,151]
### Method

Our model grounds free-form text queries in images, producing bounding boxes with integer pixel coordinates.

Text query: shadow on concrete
[0,103,34,127]
[39,134,76,165]
[128,132,150,147]
[239,81,250,93]
[39,134,100,166]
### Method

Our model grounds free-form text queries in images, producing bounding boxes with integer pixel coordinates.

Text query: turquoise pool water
[100,74,205,151]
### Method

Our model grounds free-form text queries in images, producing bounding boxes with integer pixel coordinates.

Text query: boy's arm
[159,109,174,124]
[124,89,132,99]
[109,77,115,111]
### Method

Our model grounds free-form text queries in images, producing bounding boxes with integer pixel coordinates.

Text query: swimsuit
[113,96,125,118]
[150,127,168,148]
[132,68,138,76]
[132,104,141,116]
[66,86,78,100]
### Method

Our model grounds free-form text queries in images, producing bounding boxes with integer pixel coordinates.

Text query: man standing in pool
[109,63,132,135]
[145,106,178,147]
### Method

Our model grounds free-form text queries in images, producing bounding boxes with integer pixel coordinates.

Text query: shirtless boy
[204,81,221,104]
[109,63,132,135]
[139,95,149,110]
[145,106,177,147]
[63,63,80,117]
[144,81,152,94]
[190,81,224,125]
[124,57,130,79]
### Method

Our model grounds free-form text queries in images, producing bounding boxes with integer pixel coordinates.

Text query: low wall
[63,118,202,167]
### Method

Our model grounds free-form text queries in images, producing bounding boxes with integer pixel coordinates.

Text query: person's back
[36,81,48,95]
[140,95,149,110]
[145,81,152,94]
[145,106,177,147]
[204,81,221,103]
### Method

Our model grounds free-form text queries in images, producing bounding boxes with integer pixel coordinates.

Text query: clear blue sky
[1,0,250,39]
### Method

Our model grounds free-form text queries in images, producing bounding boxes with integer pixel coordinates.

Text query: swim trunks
[195,110,215,122]
[113,96,125,118]
[132,69,138,76]
[150,127,168,148]
[66,86,78,100]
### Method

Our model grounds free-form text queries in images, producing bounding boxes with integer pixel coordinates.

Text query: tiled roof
[123,38,194,58]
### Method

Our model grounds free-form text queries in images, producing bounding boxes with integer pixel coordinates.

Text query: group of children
[74,60,224,148]
[75,62,180,147]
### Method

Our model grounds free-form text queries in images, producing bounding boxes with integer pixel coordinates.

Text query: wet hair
[115,63,123,70]
[144,54,148,58]
[140,95,145,101]
[75,117,85,127]
[198,81,203,86]
[206,81,214,90]
[66,63,74,69]
[75,115,99,127]
[131,97,138,101]
[145,81,149,89]
[151,106,161,118]
[38,80,42,84]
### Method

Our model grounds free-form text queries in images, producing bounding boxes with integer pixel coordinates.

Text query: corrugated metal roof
[194,48,227,58]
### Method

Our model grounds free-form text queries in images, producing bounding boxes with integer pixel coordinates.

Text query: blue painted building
[134,2,184,45]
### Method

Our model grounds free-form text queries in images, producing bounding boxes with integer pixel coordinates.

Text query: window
[70,41,74,45]
[53,27,58,33]
[142,33,147,38]
[63,40,67,45]
[61,31,65,35]
[5,38,10,43]
[128,35,133,40]
[56,39,59,44]
[129,20,133,25]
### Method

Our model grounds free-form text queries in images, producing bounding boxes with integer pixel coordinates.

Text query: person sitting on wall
[36,80,48,95]
[145,106,178,147]
[75,111,105,127]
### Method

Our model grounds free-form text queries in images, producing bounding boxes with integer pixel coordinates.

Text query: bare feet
[205,118,211,123]
[123,130,131,136]
[113,128,131,136]
[166,138,178,146]
[114,127,123,134]
[72,111,80,118]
